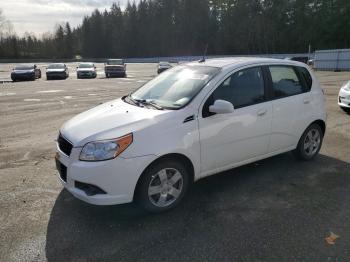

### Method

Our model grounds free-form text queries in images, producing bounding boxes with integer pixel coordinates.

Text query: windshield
[130,65,220,109]
[15,65,34,70]
[159,62,170,66]
[48,64,65,69]
[107,60,123,65]
[79,63,94,68]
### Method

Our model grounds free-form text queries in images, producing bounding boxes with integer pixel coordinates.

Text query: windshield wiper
[124,94,141,107]
[134,99,164,110]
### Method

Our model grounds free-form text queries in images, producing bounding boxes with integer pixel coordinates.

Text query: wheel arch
[310,119,326,135]
[134,153,195,198]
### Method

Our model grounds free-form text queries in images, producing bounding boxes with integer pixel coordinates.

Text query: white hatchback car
[56,58,326,212]
[338,80,350,113]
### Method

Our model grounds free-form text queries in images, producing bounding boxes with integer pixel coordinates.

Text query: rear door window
[268,66,304,98]
[297,66,313,91]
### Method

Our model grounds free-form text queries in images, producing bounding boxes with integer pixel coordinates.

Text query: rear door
[267,65,313,153]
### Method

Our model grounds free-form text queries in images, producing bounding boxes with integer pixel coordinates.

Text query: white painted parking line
[23,99,41,102]
[36,90,63,93]
[0,92,16,96]
[64,96,73,99]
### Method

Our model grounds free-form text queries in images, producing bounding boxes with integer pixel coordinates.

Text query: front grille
[58,134,73,156]
[107,67,124,71]
[55,158,67,182]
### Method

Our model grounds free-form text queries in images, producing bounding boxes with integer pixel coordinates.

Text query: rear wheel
[136,160,190,213]
[293,123,323,161]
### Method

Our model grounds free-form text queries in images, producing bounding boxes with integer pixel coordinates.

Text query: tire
[340,107,350,114]
[47,76,51,81]
[136,159,190,213]
[293,123,323,161]
[106,73,109,78]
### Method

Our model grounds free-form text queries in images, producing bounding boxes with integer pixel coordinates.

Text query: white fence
[314,49,350,71]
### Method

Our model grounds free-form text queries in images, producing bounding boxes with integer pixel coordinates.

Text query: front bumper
[47,72,66,78]
[11,73,35,80]
[77,72,96,78]
[105,70,126,76]
[338,88,350,108]
[55,144,157,205]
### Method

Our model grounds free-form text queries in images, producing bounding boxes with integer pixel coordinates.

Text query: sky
[0,0,132,36]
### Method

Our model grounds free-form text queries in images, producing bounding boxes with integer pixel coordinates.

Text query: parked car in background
[338,80,350,113]
[46,63,69,80]
[77,63,97,79]
[11,64,41,81]
[307,59,314,67]
[284,56,309,64]
[157,61,172,74]
[104,59,126,78]
[56,58,326,213]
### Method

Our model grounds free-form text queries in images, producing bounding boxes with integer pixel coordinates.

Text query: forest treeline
[0,0,349,59]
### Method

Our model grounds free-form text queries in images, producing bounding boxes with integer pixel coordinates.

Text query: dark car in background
[104,59,126,78]
[46,63,69,80]
[284,56,309,64]
[157,61,172,74]
[11,64,41,81]
[77,63,97,79]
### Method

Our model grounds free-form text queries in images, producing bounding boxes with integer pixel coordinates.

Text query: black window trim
[296,66,313,92]
[202,65,269,118]
[266,64,312,101]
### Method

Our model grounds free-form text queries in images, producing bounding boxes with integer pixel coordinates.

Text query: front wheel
[136,160,190,213]
[340,107,350,114]
[293,123,323,161]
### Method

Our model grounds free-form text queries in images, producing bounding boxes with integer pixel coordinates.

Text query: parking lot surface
[0,63,350,261]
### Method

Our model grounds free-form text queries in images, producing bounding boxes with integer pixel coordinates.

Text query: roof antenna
[199,43,208,63]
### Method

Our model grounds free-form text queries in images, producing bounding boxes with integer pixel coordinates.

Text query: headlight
[79,133,133,161]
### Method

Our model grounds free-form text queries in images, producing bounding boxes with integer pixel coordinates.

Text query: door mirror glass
[209,100,234,114]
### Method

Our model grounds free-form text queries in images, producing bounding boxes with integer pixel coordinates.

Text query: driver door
[198,66,273,176]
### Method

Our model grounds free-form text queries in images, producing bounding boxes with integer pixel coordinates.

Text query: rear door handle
[257,109,267,116]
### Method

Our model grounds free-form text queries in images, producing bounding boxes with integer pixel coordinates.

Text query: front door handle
[303,98,311,104]
[257,109,267,116]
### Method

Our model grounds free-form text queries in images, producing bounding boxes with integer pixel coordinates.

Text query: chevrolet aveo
[56,58,326,212]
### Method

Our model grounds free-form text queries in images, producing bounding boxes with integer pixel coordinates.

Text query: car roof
[187,57,306,69]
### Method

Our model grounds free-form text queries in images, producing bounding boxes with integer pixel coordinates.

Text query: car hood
[12,69,34,74]
[47,69,65,72]
[77,68,94,72]
[60,98,170,147]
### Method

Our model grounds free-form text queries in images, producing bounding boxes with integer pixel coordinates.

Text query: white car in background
[76,62,97,79]
[338,80,350,113]
[56,57,326,212]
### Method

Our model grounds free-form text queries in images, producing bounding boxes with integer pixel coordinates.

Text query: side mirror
[209,100,234,114]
